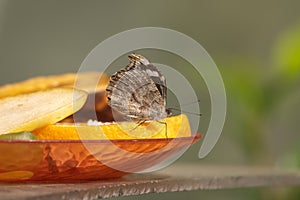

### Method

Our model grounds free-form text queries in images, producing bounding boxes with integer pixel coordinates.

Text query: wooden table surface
[1,164,300,200]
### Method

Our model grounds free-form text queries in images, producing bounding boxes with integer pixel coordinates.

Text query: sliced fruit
[0,88,88,135]
[0,131,37,140]
[0,72,109,98]
[33,114,191,140]
[72,72,109,93]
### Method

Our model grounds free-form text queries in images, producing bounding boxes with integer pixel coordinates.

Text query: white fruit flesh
[0,88,87,135]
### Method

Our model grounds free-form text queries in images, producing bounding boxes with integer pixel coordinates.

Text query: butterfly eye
[166,108,172,116]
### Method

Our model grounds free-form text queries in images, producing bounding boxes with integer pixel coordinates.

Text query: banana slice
[0,72,109,98]
[0,88,87,135]
[0,131,37,140]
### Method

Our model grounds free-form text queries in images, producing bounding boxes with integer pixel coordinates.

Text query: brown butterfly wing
[106,67,166,121]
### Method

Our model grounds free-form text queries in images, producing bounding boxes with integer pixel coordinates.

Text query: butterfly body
[106,54,169,121]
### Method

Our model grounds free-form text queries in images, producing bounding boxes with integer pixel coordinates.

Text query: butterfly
[106,54,171,123]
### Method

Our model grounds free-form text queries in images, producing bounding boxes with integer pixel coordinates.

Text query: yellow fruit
[33,114,191,140]
[0,88,88,135]
[0,72,109,98]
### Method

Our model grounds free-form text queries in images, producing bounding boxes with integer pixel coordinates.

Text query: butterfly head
[166,108,172,117]
[147,106,172,121]
[128,53,150,65]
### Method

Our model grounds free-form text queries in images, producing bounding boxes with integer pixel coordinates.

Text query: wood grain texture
[0,164,300,200]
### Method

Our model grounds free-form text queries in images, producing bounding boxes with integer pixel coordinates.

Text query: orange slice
[0,88,88,135]
[33,114,191,140]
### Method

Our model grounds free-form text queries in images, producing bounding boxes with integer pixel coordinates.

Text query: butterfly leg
[156,120,168,139]
[129,120,146,132]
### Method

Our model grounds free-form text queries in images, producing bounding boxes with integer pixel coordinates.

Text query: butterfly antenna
[171,99,201,108]
[169,107,202,116]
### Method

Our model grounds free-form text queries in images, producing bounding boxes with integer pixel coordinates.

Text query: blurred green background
[1,0,300,199]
